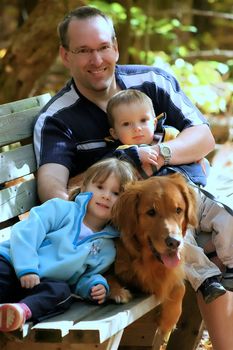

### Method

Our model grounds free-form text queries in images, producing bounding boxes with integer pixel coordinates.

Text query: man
[34,6,215,203]
[33,7,233,349]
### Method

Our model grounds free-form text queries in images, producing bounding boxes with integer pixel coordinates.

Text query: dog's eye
[176,207,182,214]
[146,209,156,217]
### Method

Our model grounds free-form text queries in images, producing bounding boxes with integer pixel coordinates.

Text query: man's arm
[149,124,215,169]
[37,163,69,202]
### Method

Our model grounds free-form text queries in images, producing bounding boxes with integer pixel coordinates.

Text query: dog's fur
[109,173,198,339]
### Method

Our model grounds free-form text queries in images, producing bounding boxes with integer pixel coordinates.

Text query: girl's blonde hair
[70,158,137,200]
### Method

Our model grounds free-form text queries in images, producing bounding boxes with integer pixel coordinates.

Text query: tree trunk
[0,0,86,104]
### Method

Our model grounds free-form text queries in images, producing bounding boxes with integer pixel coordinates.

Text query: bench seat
[0,94,203,350]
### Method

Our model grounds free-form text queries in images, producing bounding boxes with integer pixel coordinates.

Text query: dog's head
[112,173,197,268]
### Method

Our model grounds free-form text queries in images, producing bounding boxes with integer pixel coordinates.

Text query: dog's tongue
[161,251,181,268]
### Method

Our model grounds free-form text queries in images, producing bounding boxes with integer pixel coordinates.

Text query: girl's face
[83,172,120,231]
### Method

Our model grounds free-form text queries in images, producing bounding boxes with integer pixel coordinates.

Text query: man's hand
[90,284,107,304]
[20,274,40,288]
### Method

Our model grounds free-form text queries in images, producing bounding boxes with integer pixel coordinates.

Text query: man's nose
[90,50,103,65]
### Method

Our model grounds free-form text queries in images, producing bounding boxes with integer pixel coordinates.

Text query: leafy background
[0,2,233,348]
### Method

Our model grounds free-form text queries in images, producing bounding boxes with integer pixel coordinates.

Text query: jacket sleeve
[10,199,71,278]
[74,239,116,300]
[106,145,141,170]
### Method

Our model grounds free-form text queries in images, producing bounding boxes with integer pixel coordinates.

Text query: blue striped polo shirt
[33,64,207,176]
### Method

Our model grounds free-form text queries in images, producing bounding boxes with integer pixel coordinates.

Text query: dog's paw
[110,287,133,304]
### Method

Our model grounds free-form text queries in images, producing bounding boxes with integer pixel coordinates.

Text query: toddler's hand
[138,146,159,167]
[90,284,107,304]
[138,146,159,176]
[20,274,40,288]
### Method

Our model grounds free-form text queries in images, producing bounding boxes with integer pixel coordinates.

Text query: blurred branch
[184,49,233,62]
[154,8,233,20]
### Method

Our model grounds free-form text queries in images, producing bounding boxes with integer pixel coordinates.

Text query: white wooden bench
[0,94,203,350]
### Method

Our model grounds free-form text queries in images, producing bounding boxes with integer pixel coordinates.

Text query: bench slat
[0,94,50,147]
[0,179,37,222]
[25,295,159,343]
[69,295,159,343]
[0,227,11,242]
[0,108,40,147]
[0,144,36,183]
[0,94,51,115]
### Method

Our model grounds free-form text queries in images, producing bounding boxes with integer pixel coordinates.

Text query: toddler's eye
[122,122,130,127]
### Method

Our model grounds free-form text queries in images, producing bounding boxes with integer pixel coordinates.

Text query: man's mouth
[88,67,107,75]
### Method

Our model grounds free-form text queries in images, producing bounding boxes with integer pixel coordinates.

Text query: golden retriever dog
[109,173,198,342]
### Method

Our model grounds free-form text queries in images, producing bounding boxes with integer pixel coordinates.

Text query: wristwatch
[159,143,171,165]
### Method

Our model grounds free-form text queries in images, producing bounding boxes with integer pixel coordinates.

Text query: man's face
[60,16,119,96]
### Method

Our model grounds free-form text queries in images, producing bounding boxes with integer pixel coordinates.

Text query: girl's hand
[90,284,107,304]
[20,274,40,288]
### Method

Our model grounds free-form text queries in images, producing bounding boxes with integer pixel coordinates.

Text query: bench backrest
[0,94,51,241]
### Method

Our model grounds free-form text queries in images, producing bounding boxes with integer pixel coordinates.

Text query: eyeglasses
[67,43,114,57]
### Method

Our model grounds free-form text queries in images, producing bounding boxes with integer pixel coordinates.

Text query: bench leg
[119,308,160,349]
[104,329,124,350]
[165,282,203,350]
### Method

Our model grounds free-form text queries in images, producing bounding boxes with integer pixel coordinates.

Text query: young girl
[0,158,136,332]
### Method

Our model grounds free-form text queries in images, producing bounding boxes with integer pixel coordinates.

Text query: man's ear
[59,45,70,68]
[113,38,119,63]
[153,117,157,130]
[109,128,118,140]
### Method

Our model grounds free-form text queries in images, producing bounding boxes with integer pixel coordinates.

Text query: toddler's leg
[184,229,226,303]
[198,192,233,290]
[184,229,221,291]
[198,194,233,268]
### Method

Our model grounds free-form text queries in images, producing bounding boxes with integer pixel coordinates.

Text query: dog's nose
[165,236,180,249]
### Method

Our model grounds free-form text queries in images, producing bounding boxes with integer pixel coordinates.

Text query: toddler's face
[109,101,156,145]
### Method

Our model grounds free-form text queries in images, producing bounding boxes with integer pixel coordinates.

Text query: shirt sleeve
[148,68,208,130]
[34,115,76,171]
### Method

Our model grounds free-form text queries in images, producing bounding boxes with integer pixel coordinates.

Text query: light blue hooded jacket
[0,192,119,300]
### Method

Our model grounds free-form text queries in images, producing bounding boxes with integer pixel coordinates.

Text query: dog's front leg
[158,283,185,342]
[107,274,132,304]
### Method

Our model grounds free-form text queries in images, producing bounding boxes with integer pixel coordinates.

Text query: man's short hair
[58,6,116,49]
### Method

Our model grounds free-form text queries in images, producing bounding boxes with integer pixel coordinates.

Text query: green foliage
[90,1,126,23]
[155,57,233,115]
[90,0,233,115]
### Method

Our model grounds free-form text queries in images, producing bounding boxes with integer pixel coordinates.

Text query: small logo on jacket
[89,242,101,256]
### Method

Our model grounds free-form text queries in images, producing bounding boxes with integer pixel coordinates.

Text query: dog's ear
[169,173,198,229]
[112,187,141,258]
[180,181,198,230]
